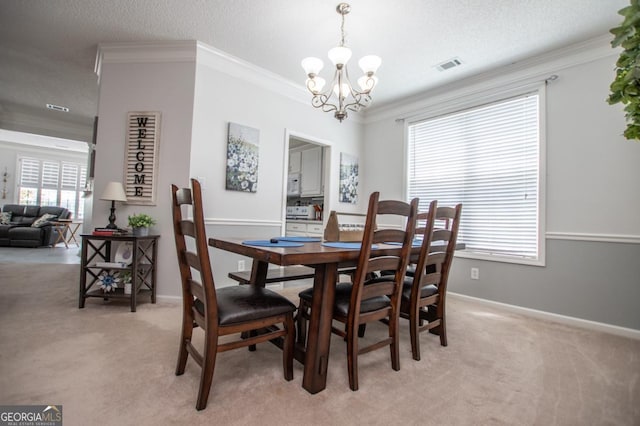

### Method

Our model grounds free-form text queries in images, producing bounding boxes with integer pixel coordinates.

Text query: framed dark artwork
[339,152,359,204]
[226,122,259,193]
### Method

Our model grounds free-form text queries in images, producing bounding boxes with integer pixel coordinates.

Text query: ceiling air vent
[435,57,463,72]
[46,103,69,112]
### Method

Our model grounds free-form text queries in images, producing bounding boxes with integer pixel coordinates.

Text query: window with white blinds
[17,156,87,219]
[407,91,543,264]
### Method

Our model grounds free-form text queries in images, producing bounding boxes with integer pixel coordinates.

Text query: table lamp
[100,181,127,229]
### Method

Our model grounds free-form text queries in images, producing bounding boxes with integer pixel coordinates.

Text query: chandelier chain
[340,11,346,47]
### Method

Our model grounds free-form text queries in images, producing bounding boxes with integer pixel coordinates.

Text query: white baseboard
[158,291,640,340]
[449,292,640,340]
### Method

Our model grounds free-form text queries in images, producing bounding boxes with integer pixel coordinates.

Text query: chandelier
[301,3,381,122]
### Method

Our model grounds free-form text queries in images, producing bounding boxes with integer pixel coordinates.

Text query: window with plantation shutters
[19,158,40,187]
[41,162,60,188]
[407,91,543,264]
[61,163,78,188]
[17,156,87,219]
[18,157,41,205]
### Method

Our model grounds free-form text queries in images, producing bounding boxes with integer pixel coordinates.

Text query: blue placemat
[242,240,304,247]
[322,242,379,249]
[384,238,424,247]
[273,236,322,243]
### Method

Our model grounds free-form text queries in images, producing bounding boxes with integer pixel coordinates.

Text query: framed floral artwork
[226,122,259,193]
[339,152,359,204]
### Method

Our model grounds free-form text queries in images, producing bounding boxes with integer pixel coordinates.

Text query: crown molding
[364,34,618,124]
[95,40,199,81]
[93,40,365,124]
[195,42,366,124]
[94,40,309,106]
[195,41,309,106]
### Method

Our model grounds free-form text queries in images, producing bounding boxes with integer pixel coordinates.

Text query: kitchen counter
[285,218,324,224]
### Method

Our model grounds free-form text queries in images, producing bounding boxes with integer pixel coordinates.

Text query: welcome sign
[124,111,160,205]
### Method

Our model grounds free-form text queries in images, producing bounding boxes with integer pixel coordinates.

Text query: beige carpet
[0,263,639,426]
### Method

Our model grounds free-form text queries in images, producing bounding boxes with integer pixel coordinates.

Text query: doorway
[281,130,332,237]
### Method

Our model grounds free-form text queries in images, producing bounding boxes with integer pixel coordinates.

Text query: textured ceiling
[0,0,627,140]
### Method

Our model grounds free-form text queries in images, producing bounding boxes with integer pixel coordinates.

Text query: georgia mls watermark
[0,405,62,426]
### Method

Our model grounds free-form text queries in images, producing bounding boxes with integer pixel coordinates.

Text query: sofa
[0,204,71,247]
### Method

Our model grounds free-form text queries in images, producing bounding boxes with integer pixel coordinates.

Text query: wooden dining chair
[171,179,296,410]
[400,202,462,361]
[297,191,418,391]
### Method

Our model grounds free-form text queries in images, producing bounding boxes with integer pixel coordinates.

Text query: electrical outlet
[238,260,246,272]
[471,267,479,280]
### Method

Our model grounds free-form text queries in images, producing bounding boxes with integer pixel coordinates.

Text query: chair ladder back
[180,220,196,238]
[349,192,381,289]
[350,192,418,321]
[297,191,418,391]
[171,181,218,323]
[435,204,462,294]
[171,185,195,314]
[402,201,462,360]
[173,178,296,409]
[412,200,438,289]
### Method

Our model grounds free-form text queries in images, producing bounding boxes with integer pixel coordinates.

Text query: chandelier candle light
[302,3,381,122]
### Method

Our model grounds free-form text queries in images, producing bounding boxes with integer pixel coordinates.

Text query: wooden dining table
[209,237,463,394]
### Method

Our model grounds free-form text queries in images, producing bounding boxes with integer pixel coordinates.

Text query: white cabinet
[306,222,323,236]
[286,221,324,237]
[289,150,301,174]
[300,146,323,197]
[285,222,307,237]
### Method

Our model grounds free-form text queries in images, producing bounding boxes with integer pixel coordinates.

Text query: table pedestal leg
[302,262,338,394]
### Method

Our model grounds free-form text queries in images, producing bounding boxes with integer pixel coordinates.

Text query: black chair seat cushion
[401,277,438,301]
[195,285,295,326]
[299,283,390,317]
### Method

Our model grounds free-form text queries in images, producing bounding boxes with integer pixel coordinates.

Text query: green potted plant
[608,0,640,140]
[121,271,133,294]
[128,213,156,236]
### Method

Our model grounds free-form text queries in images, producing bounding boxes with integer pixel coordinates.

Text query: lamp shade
[100,181,127,202]
[301,57,324,76]
[358,55,382,74]
[328,46,352,66]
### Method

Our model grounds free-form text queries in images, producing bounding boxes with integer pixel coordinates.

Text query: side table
[79,233,159,312]
[52,220,83,248]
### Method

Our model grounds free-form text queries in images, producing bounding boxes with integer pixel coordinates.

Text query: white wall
[189,44,363,291]
[362,37,640,330]
[93,45,197,298]
[190,46,363,223]
[546,57,640,237]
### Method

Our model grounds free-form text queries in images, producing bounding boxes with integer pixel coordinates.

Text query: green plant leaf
[609,0,640,140]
